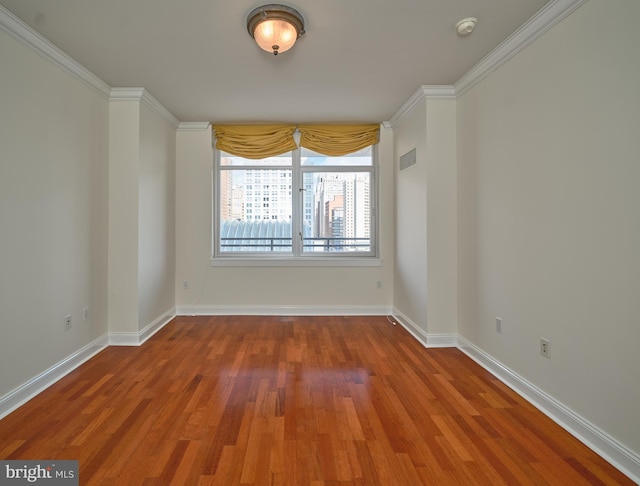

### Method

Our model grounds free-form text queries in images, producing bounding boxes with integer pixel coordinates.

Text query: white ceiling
[1,0,550,123]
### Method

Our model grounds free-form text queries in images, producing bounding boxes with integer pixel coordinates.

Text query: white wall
[175,126,394,312]
[138,103,176,331]
[457,0,640,456]
[0,29,109,396]
[393,95,457,339]
[108,96,177,335]
[393,99,428,328]
[108,101,140,334]
[425,100,457,335]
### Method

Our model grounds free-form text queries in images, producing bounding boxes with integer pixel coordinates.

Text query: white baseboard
[108,307,176,346]
[176,304,393,317]
[457,336,640,484]
[0,308,176,418]
[0,335,108,420]
[391,309,458,348]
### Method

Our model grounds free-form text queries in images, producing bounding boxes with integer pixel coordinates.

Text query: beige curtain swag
[298,124,379,156]
[213,123,380,159]
[213,124,297,159]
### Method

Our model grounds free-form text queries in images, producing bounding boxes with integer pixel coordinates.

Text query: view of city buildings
[309,173,370,251]
[219,153,372,253]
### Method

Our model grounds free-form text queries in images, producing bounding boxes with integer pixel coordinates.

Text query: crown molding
[3,0,587,131]
[388,85,456,128]
[389,0,587,125]
[177,122,212,132]
[454,0,588,96]
[0,6,180,127]
[110,88,180,128]
[420,85,457,99]
[0,4,111,98]
[109,87,145,101]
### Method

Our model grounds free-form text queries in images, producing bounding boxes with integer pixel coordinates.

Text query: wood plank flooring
[0,315,633,485]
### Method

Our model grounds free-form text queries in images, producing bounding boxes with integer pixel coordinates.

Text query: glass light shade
[254,19,297,54]
[247,5,305,56]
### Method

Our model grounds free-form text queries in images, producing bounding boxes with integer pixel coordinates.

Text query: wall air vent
[399,148,416,171]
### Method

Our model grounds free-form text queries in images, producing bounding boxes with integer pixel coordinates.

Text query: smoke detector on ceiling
[455,17,477,36]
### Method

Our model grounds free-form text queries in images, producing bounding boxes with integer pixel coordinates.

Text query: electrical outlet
[183,280,189,290]
[496,317,503,334]
[83,307,90,322]
[540,338,550,358]
[376,280,382,289]
[64,315,72,331]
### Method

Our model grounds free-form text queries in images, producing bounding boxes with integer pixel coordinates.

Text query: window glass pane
[302,172,371,253]
[220,151,292,167]
[301,146,372,166]
[219,169,292,252]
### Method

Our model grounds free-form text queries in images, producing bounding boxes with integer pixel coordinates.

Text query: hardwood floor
[0,316,633,485]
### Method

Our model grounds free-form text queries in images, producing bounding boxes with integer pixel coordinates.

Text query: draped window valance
[213,123,379,159]
[298,124,379,156]
[212,124,297,159]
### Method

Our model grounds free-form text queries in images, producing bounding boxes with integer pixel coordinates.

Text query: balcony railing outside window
[220,237,370,252]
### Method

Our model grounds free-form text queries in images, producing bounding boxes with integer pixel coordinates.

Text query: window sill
[210,257,382,267]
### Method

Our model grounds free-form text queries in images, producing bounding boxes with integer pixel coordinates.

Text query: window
[214,145,377,260]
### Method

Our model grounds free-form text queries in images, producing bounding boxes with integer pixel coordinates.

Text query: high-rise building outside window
[214,146,377,259]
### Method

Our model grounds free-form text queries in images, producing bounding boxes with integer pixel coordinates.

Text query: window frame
[212,145,380,266]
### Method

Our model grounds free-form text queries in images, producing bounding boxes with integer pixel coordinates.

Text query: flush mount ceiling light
[247,4,305,56]
[455,17,477,36]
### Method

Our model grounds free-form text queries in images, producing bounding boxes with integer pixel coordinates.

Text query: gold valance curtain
[213,124,297,159]
[212,123,380,159]
[298,124,379,156]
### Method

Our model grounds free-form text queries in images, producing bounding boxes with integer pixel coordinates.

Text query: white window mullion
[291,148,302,256]
[211,158,218,258]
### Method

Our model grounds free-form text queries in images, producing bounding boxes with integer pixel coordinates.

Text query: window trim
[212,145,380,265]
